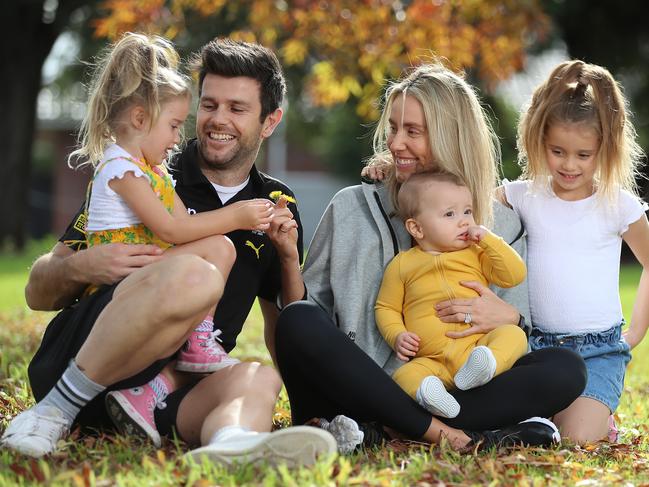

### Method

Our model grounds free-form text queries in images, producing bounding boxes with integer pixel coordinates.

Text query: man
[1,38,336,465]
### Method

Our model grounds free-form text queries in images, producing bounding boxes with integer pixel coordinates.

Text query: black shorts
[27,283,190,436]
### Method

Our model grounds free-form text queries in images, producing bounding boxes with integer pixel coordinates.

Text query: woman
[275,63,587,451]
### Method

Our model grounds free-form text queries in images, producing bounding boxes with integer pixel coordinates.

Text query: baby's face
[410,181,476,253]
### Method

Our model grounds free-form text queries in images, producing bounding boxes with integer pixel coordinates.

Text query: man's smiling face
[195,74,266,173]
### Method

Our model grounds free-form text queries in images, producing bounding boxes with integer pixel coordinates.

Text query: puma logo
[245,240,264,259]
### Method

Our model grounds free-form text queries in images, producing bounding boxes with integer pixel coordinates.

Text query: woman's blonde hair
[517,59,644,201]
[69,32,191,168]
[367,63,500,226]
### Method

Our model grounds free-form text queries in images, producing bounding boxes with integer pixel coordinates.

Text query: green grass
[0,237,57,312]
[1,257,648,486]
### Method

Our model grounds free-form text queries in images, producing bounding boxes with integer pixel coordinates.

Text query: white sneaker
[185,426,337,467]
[416,376,460,418]
[319,415,364,454]
[454,346,497,390]
[1,405,71,457]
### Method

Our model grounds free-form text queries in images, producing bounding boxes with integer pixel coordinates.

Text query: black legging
[275,301,587,439]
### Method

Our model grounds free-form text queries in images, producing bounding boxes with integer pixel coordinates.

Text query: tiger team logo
[74,213,88,234]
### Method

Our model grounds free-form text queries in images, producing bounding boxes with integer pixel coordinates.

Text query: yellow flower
[269,190,296,204]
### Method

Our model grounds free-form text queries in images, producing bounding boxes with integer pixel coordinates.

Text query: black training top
[59,139,304,352]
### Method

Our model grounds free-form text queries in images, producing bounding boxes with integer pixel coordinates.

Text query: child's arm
[622,214,649,349]
[375,256,420,360]
[468,226,527,288]
[171,192,189,219]
[495,186,512,208]
[361,164,388,181]
[109,172,274,244]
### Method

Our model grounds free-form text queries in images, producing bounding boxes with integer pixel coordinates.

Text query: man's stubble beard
[198,130,264,174]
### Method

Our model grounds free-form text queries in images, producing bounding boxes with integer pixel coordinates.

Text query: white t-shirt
[86,144,168,231]
[211,179,249,204]
[504,179,647,333]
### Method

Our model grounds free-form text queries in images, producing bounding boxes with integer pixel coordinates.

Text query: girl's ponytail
[69,33,190,169]
[583,65,643,199]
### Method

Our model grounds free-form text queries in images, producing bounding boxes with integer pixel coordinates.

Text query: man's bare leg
[162,235,238,373]
[175,362,282,445]
[102,238,237,445]
[77,254,226,384]
[1,254,225,457]
[175,364,337,466]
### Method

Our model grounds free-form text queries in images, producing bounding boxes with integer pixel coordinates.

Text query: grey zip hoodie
[303,182,530,375]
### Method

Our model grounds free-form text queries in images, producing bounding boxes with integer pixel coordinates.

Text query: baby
[375,170,528,417]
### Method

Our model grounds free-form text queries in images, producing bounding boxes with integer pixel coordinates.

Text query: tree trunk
[0,0,87,250]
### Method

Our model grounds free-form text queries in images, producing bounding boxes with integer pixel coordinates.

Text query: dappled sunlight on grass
[1,264,648,484]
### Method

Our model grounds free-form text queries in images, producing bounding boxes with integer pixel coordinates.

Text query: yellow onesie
[375,232,528,398]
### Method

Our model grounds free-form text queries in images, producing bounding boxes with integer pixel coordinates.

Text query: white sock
[209,425,251,445]
[37,359,105,424]
[196,316,214,333]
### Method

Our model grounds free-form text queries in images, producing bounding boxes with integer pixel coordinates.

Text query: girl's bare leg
[552,397,609,444]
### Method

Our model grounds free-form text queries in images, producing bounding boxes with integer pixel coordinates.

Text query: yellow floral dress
[86,156,175,250]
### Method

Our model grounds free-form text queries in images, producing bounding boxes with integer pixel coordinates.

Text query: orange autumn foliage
[94,0,549,119]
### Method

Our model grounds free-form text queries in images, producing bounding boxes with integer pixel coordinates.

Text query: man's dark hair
[191,38,286,121]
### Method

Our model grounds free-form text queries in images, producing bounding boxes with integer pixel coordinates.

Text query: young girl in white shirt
[499,59,649,444]
[68,33,278,445]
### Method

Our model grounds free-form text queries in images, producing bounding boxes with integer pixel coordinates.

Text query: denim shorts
[529,324,631,413]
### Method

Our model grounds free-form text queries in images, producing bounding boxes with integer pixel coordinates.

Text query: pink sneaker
[105,375,170,447]
[176,328,240,373]
[607,415,619,443]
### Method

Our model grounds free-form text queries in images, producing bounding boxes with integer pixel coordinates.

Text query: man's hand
[77,243,164,286]
[395,331,420,361]
[264,196,304,308]
[436,281,520,338]
[265,197,299,261]
[25,242,164,311]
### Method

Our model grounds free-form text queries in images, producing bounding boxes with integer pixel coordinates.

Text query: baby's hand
[361,164,388,181]
[395,331,420,361]
[232,199,275,231]
[465,225,488,243]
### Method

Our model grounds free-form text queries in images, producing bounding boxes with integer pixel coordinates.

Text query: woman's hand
[395,331,420,361]
[435,281,520,338]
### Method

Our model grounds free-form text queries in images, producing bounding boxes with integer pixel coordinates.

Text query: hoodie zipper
[373,191,399,258]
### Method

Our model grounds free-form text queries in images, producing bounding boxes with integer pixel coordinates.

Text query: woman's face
[387,93,433,182]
